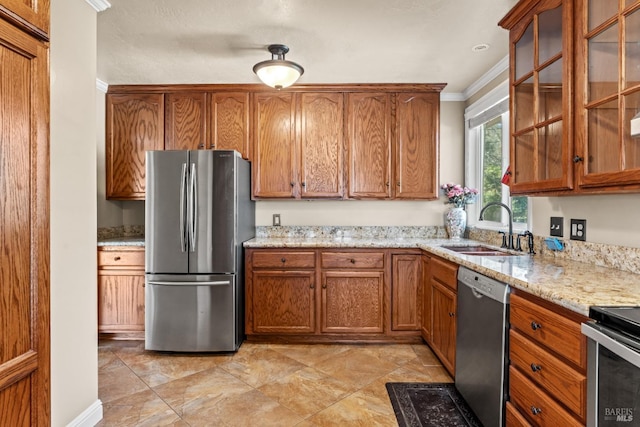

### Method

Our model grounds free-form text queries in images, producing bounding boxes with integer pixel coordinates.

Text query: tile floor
[98,340,452,426]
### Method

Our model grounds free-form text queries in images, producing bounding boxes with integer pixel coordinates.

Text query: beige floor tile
[424,365,454,383]
[411,343,443,366]
[258,366,354,419]
[308,388,398,427]
[98,389,181,427]
[348,343,418,366]
[268,343,353,366]
[99,364,151,404]
[181,389,305,427]
[311,347,399,389]
[220,347,306,388]
[153,367,253,417]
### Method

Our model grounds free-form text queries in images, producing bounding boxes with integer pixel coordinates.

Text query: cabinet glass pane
[625,8,640,89]
[588,99,620,173]
[515,22,534,80]
[538,6,563,64]
[515,76,534,131]
[537,120,563,180]
[538,58,563,122]
[623,90,640,170]
[514,132,534,183]
[589,0,618,31]
[626,0,640,8]
[589,24,619,102]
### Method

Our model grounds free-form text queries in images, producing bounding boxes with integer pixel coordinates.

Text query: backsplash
[256,226,448,240]
[97,225,144,240]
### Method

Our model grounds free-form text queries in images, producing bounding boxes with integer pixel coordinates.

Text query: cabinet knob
[290,182,295,187]
[397,181,400,187]
[385,182,390,187]
[301,182,306,187]
[530,363,542,372]
[114,256,121,261]
[210,144,215,149]
[310,283,315,289]
[281,258,286,263]
[198,143,205,149]
[531,321,542,331]
[530,406,542,416]
[322,284,327,289]
[573,155,584,163]
[350,259,356,264]
[449,312,455,317]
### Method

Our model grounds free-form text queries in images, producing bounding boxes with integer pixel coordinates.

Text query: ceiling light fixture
[253,44,304,90]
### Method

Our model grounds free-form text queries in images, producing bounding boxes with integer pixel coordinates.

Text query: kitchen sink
[440,245,515,257]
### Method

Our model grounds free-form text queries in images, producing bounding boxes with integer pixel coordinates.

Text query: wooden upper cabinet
[165,92,207,150]
[252,92,297,198]
[299,92,344,198]
[211,92,250,158]
[106,93,164,200]
[347,92,392,198]
[574,0,640,188]
[0,0,49,37]
[499,0,573,194]
[395,92,439,199]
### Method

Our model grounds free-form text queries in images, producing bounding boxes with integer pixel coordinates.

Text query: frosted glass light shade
[253,44,304,90]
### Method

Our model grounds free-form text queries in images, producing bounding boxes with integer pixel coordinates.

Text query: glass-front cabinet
[500,0,574,194]
[575,0,640,188]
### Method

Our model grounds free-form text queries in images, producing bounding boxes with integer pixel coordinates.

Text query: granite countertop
[97,236,145,247]
[244,237,640,316]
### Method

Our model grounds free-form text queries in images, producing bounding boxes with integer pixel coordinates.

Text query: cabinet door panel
[252,92,297,198]
[165,92,207,150]
[347,93,391,198]
[0,0,49,36]
[431,281,456,374]
[321,271,384,333]
[250,271,315,334]
[392,254,422,331]
[395,93,439,199]
[299,92,344,198]
[98,272,146,332]
[211,92,249,158]
[106,93,164,199]
[421,256,432,341]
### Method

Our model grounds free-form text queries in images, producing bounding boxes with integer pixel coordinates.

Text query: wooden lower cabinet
[245,248,423,342]
[98,247,145,339]
[507,291,588,426]
[423,254,458,376]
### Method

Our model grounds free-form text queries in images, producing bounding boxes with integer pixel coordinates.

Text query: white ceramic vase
[446,207,467,239]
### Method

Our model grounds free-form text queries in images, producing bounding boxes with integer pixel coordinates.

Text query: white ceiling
[97,0,519,96]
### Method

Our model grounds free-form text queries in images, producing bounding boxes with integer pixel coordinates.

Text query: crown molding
[462,55,509,101]
[96,79,109,93]
[85,0,111,12]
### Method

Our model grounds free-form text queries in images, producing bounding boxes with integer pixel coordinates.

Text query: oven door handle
[582,322,640,369]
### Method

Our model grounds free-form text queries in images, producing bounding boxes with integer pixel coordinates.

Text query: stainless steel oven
[582,307,640,427]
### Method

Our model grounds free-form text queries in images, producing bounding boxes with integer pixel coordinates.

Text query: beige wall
[50,0,99,424]
[97,101,467,228]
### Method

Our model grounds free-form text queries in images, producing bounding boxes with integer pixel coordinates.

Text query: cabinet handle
[573,155,584,163]
[530,406,542,416]
[114,256,121,261]
[531,321,542,331]
[281,258,286,263]
[210,144,215,149]
[396,181,400,187]
[530,363,542,372]
[449,312,455,317]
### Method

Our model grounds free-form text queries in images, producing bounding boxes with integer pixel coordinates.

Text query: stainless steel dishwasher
[455,266,510,427]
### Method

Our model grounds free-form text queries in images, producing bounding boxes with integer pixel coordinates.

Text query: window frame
[465,80,531,232]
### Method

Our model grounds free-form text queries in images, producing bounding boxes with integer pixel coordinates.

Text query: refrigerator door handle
[189,162,197,252]
[147,280,232,286]
[179,162,188,252]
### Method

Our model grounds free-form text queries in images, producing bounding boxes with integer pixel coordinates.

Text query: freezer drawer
[145,274,239,352]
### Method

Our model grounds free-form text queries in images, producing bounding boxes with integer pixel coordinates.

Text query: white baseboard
[66,400,103,427]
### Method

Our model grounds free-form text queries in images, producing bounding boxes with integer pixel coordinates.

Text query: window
[465,82,529,231]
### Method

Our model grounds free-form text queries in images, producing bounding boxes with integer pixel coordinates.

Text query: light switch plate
[631,113,640,137]
[550,216,563,237]
[570,219,586,241]
[273,214,281,226]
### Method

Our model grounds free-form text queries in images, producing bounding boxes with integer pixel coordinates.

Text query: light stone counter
[244,237,640,316]
[97,237,145,247]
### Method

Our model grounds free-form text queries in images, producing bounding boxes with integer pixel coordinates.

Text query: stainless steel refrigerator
[145,150,254,352]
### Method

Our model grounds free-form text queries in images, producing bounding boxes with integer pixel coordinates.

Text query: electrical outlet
[272,214,281,226]
[550,216,563,237]
[570,219,586,241]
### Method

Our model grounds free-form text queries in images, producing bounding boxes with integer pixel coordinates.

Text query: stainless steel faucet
[479,202,514,250]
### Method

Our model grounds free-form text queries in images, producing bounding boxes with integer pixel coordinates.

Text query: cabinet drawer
[510,330,586,420]
[98,249,145,269]
[321,251,384,269]
[509,367,583,427]
[430,256,457,291]
[510,294,586,369]
[251,251,316,269]
[506,402,533,427]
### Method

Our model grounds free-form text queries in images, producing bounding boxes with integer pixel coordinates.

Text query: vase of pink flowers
[440,183,478,239]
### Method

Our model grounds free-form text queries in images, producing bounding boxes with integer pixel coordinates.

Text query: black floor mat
[385,383,482,427]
